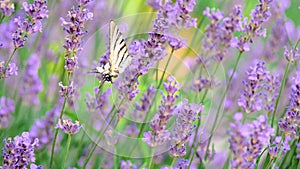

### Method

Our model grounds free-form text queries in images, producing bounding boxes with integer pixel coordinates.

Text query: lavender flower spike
[278,71,300,137]
[229,113,274,168]
[56,119,81,135]
[238,61,268,113]
[143,76,180,147]
[0,61,18,79]
[12,0,48,48]
[170,99,203,157]
[60,1,93,73]
[0,0,14,17]
[1,132,40,168]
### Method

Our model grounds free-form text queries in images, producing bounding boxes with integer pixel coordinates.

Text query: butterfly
[92,21,132,84]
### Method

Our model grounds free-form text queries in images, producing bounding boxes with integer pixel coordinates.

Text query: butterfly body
[93,21,132,83]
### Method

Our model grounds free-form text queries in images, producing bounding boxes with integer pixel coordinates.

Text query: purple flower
[30,164,43,169]
[1,132,40,168]
[278,71,300,137]
[120,160,137,169]
[192,76,210,92]
[170,99,203,157]
[284,46,300,63]
[85,87,112,115]
[29,104,61,149]
[228,113,250,168]
[246,115,274,162]
[152,0,196,51]
[232,0,273,52]
[143,76,180,147]
[113,67,140,101]
[56,119,81,135]
[12,0,48,48]
[0,0,14,17]
[168,36,184,50]
[20,53,43,106]
[250,0,273,27]
[58,81,75,99]
[264,74,280,114]
[60,0,93,73]
[230,35,250,52]
[128,33,167,74]
[238,61,268,113]
[0,97,14,129]
[202,5,243,61]
[22,0,49,19]
[0,61,18,79]
[268,136,290,159]
[174,159,189,169]
[134,85,156,121]
[229,113,274,168]
[126,123,139,137]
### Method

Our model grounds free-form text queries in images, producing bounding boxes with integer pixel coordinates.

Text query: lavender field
[1,0,300,168]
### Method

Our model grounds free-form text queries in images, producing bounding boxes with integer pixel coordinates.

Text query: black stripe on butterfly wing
[118,52,132,73]
[113,29,129,69]
[109,21,132,73]
[109,21,119,71]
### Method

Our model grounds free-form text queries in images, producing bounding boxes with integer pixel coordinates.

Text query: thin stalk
[188,149,196,168]
[76,131,86,161]
[271,134,285,169]
[0,15,4,24]
[187,61,219,161]
[222,151,231,169]
[62,134,72,169]
[270,62,289,127]
[170,158,176,167]
[49,97,67,168]
[148,148,155,169]
[271,38,300,127]
[157,49,174,89]
[254,147,269,169]
[205,51,243,159]
[155,62,159,86]
[50,73,70,168]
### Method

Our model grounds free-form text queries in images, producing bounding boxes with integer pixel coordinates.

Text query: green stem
[157,49,174,89]
[188,148,196,168]
[0,15,4,24]
[62,134,72,169]
[270,62,290,127]
[271,134,285,169]
[170,158,176,167]
[271,38,300,127]
[148,148,155,169]
[254,147,269,169]
[205,51,243,159]
[49,97,67,168]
